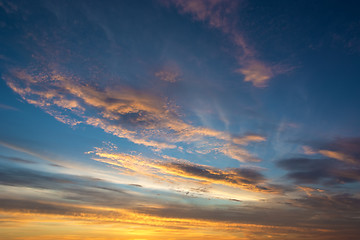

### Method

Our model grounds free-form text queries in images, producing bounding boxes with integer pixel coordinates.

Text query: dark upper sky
[0,1,360,239]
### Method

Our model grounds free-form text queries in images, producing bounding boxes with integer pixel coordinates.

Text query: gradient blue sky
[1,1,360,239]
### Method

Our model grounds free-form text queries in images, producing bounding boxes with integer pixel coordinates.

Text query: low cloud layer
[279,138,360,185]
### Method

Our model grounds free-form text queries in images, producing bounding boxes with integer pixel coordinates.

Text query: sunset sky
[1,0,360,239]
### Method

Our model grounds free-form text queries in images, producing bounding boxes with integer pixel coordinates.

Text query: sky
[0,0,360,239]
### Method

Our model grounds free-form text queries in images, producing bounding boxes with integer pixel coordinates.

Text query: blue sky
[1,1,360,239]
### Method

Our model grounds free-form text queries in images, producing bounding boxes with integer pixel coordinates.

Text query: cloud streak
[303,138,360,165]
[91,148,281,194]
[168,0,281,87]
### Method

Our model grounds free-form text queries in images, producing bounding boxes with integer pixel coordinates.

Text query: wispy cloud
[0,140,54,164]
[0,103,18,111]
[0,0,18,14]
[4,68,265,162]
[155,70,180,83]
[0,154,35,164]
[167,0,285,87]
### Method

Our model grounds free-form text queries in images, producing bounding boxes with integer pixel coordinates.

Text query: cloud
[0,198,307,235]
[232,134,266,145]
[0,154,357,239]
[0,162,162,211]
[4,67,264,162]
[0,0,18,14]
[91,148,280,193]
[302,145,317,155]
[0,153,358,240]
[155,70,180,83]
[0,140,58,165]
[2,195,358,240]
[159,162,268,189]
[236,61,274,88]
[303,138,360,165]
[0,164,123,194]
[1,163,359,240]
[168,0,284,87]
[168,0,237,33]
[289,193,360,213]
[0,165,74,189]
[0,154,35,164]
[296,186,324,196]
[318,149,356,164]
[279,138,360,185]
[303,147,358,165]
[0,103,18,111]
[2,0,267,162]
[277,157,360,185]
[216,143,261,162]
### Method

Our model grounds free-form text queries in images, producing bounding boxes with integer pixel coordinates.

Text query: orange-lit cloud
[216,144,261,162]
[303,145,358,164]
[90,149,280,194]
[297,186,324,196]
[236,61,274,88]
[318,150,357,164]
[5,68,264,162]
[232,134,266,145]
